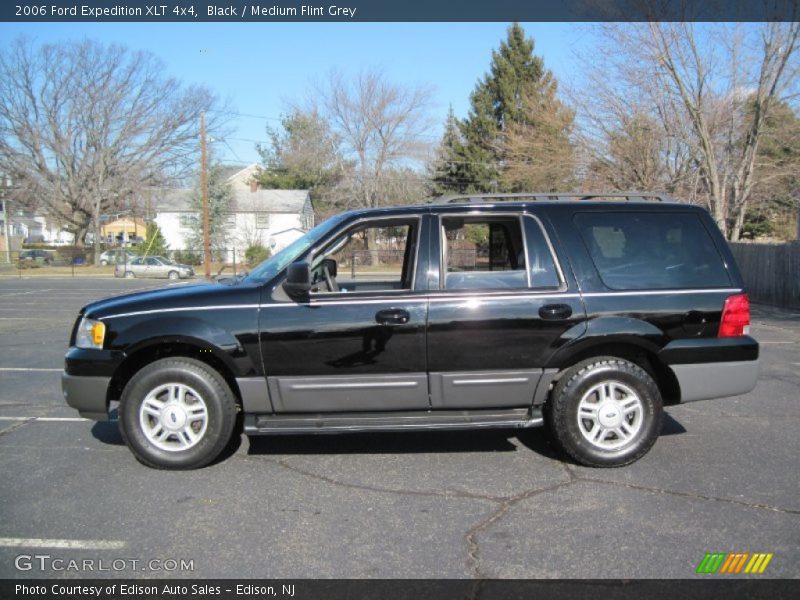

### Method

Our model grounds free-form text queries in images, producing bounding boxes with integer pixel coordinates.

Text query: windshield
[244,213,351,283]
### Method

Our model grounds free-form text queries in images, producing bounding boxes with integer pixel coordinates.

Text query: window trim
[306,214,424,298]
[437,212,566,293]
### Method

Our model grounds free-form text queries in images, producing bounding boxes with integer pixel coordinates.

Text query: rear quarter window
[574,212,731,290]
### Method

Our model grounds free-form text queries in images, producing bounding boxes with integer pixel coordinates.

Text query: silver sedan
[115,256,195,280]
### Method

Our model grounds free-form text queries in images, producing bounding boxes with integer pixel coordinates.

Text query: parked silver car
[99,249,137,266]
[115,256,194,280]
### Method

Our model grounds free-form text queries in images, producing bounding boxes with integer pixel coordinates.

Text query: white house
[154,164,314,259]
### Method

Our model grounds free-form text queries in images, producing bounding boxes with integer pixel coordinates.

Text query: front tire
[545,357,663,467]
[168,270,179,280]
[119,358,238,469]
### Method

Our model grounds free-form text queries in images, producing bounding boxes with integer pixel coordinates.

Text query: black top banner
[3,0,800,22]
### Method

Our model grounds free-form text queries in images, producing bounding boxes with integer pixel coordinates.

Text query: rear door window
[574,212,731,290]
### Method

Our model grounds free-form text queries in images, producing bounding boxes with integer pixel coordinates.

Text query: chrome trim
[290,380,420,391]
[99,304,260,320]
[452,377,530,385]
[98,287,744,318]
[523,213,568,289]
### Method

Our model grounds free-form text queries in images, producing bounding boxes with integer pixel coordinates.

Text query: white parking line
[0,289,51,298]
[0,537,125,550]
[760,341,796,345]
[0,416,90,422]
[0,368,63,372]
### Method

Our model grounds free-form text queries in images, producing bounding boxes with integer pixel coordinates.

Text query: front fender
[108,315,257,377]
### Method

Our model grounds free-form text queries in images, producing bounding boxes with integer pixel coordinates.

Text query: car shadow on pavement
[245,428,521,456]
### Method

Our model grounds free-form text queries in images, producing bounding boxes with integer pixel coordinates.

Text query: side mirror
[284,262,311,300]
[321,257,337,278]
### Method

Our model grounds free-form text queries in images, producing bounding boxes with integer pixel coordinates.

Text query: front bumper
[61,372,111,420]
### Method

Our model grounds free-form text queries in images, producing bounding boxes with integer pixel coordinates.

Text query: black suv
[62,194,759,469]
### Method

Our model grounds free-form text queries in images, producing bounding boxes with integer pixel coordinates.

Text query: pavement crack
[464,469,577,580]
[580,476,800,515]
[257,456,505,503]
[0,418,34,437]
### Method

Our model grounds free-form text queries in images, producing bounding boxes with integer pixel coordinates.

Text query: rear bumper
[668,360,759,402]
[659,336,759,403]
[61,373,110,420]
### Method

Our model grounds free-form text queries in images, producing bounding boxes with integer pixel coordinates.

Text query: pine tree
[455,23,573,193]
[187,163,234,256]
[429,107,466,196]
[136,222,170,257]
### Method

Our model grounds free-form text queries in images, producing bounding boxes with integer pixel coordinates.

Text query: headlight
[76,317,106,349]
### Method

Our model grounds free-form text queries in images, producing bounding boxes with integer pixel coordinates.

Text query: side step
[244,408,543,435]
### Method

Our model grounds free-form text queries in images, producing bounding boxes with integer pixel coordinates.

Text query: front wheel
[168,270,179,280]
[119,358,238,469]
[545,357,663,467]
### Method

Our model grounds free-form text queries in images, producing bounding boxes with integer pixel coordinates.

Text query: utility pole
[200,111,211,278]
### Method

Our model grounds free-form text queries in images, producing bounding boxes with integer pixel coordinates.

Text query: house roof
[156,188,310,214]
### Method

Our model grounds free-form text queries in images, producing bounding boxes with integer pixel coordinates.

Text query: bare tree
[315,69,433,212]
[0,38,224,261]
[579,22,800,239]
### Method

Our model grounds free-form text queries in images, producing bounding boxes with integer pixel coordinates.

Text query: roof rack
[434,192,674,204]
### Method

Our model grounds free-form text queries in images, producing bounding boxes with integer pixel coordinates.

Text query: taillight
[719,293,750,337]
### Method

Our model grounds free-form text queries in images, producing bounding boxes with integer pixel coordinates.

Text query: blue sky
[0,22,588,164]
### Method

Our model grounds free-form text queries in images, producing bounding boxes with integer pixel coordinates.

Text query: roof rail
[434,192,675,204]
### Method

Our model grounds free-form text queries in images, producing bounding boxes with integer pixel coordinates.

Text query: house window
[224,214,236,230]
[178,214,196,229]
[255,213,270,229]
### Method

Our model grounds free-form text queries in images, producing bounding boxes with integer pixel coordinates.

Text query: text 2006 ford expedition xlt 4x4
[62,193,759,469]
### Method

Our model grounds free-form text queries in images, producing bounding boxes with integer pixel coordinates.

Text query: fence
[729,242,800,310]
[0,248,249,279]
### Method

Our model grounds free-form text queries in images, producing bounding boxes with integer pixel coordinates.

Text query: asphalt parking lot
[0,277,798,579]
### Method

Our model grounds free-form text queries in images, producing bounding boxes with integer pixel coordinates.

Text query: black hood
[82,281,261,320]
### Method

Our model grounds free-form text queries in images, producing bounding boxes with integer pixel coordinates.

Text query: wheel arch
[546,336,681,405]
[107,337,243,408]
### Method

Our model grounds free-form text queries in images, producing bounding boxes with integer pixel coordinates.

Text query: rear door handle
[375,308,410,325]
[539,304,573,321]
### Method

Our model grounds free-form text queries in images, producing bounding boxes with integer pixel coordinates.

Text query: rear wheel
[119,358,238,469]
[124,271,135,278]
[545,357,663,467]
[100,259,109,266]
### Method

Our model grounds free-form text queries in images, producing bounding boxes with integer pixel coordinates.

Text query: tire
[100,260,108,266]
[545,357,663,467]
[118,357,238,469]
[168,270,179,280]
[124,271,135,279]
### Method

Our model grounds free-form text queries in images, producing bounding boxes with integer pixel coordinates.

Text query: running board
[244,408,543,435]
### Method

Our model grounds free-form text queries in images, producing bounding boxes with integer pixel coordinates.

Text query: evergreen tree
[187,163,234,256]
[429,107,466,195]
[136,222,170,257]
[452,23,573,193]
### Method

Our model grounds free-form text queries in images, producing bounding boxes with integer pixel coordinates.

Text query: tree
[186,163,234,257]
[449,23,574,193]
[254,109,344,195]
[0,38,223,263]
[583,22,800,239]
[428,106,467,196]
[136,222,169,257]
[317,69,433,211]
[501,74,575,191]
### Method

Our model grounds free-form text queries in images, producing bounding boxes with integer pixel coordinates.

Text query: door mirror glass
[284,262,312,300]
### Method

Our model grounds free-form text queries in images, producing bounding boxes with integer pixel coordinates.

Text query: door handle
[375,308,410,325]
[539,304,573,321]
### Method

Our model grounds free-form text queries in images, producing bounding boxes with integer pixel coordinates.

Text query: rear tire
[124,271,135,278]
[545,357,663,467]
[119,358,238,469]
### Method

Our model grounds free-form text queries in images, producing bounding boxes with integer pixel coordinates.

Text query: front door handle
[539,304,573,321]
[375,308,410,325]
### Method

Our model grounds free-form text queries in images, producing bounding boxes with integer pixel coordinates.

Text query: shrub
[173,249,202,266]
[245,243,271,266]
